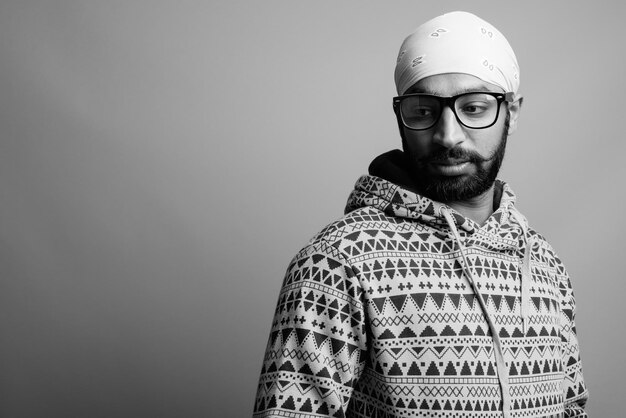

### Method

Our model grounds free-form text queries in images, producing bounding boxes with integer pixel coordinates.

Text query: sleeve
[253,239,368,418]
[557,257,589,417]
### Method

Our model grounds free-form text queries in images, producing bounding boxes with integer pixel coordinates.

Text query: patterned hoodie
[254,151,588,418]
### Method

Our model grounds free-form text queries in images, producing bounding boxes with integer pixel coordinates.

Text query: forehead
[405,73,505,96]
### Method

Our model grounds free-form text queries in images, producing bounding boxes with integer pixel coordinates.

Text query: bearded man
[253,11,588,418]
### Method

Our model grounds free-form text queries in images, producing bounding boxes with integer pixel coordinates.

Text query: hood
[345,149,523,244]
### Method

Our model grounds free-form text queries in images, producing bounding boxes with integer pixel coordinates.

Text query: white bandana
[394,11,520,95]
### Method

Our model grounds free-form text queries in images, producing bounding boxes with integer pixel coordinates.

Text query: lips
[430,159,469,166]
[428,160,472,176]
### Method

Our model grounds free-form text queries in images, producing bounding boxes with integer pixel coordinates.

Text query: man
[253,11,588,418]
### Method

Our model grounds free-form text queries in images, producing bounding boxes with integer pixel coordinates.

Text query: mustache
[418,146,494,164]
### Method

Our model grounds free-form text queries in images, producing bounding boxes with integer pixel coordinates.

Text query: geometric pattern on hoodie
[254,175,588,418]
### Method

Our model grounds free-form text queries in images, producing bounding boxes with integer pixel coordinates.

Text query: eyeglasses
[393,91,515,130]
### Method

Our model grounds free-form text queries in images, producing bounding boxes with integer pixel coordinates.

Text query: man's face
[400,73,521,203]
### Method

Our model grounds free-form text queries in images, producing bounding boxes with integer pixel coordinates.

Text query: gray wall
[1,1,623,417]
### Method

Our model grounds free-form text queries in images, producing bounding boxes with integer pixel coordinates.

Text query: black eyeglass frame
[392,91,515,130]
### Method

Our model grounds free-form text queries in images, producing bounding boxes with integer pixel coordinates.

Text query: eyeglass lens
[400,93,500,129]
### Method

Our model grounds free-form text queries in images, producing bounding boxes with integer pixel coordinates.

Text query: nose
[432,106,465,148]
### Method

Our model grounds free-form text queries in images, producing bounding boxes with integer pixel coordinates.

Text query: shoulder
[307,206,398,249]
[279,208,395,303]
[524,225,570,279]
[287,205,402,273]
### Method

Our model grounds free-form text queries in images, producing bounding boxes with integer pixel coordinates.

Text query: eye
[403,103,436,121]
[460,102,489,115]
[412,106,433,117]
[400,95,440,128]
[456,93,498,119]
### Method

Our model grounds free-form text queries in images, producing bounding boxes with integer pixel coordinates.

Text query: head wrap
[394,11,520,95]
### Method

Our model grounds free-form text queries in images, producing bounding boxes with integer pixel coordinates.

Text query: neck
[445,184,496,225]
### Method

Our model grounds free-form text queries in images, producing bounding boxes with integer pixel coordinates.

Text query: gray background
[1,1,623,417]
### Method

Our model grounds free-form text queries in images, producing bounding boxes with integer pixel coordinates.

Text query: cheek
[403,130,430,157]
[481,128,508,156]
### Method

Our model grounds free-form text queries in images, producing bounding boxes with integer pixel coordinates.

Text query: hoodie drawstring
[442,208,511,418]
[509,209,534,335]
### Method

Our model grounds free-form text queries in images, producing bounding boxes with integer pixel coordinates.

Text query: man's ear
[507,95,523,136]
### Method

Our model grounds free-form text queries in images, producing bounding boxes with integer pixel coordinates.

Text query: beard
[402,114,509,203]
